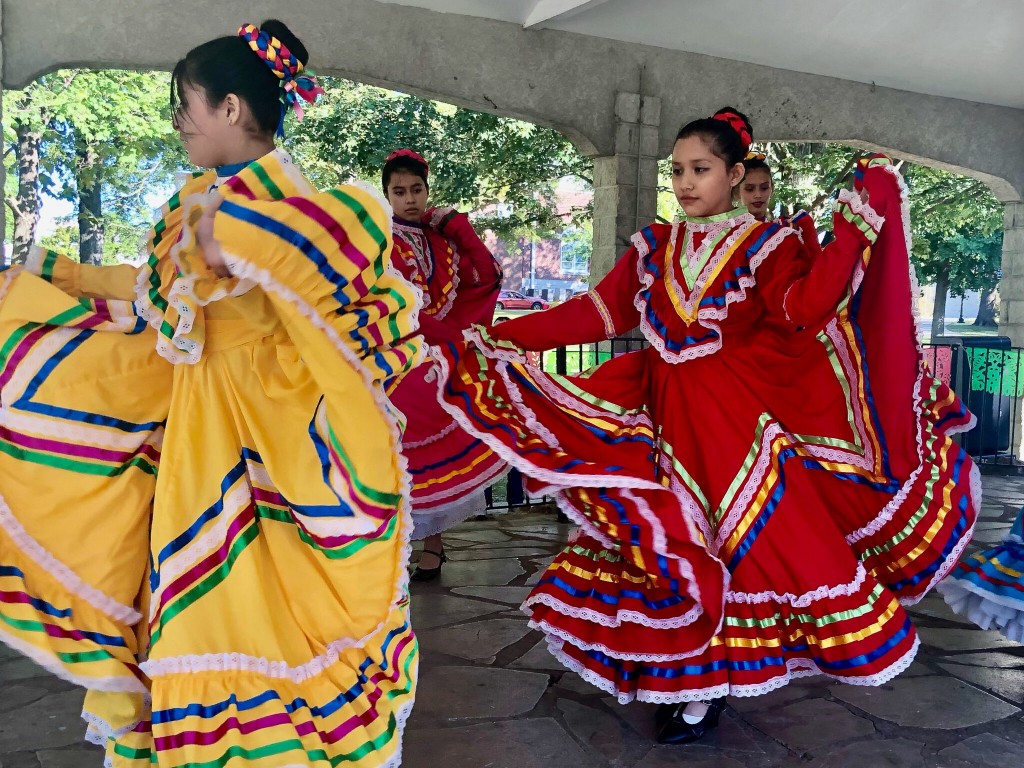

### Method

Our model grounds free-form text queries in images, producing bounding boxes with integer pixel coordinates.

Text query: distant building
[478,180,592,301]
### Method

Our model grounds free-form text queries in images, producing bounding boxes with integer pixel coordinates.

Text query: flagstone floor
[1,474,1023,767]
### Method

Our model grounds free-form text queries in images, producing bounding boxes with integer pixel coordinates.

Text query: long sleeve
[759,193,881,330]
[195,180,422,387]
[788,210,823,261]
[487,242,642,351]
[429,208,502,291]
[25,247,141,301]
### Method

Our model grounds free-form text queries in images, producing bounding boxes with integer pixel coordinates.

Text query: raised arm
[759,192,881,330]
[486,242,643,351]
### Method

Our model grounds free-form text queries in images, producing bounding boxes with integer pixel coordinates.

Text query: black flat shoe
[655,698,726,745]
[411,549,448,582]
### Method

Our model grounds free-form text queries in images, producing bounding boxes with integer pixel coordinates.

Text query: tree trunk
[974,284,999,327]
[7,121,44,265]
[76,146,104,266]
[931,270,949,341]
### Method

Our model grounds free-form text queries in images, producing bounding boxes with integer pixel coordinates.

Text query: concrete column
[1000,201,1024,348]
[994,201,1024,458]
[590,92,661,282]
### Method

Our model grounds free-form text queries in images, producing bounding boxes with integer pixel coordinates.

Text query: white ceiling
[374,0,1024,108]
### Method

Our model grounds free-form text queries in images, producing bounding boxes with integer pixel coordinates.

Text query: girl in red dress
[431,108,978,743]
[382,150,506,580]
[741,151,824,259]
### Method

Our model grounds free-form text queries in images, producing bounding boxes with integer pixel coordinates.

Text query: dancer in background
[940,506,1024,641]
[383,149,507,580]
[741,151,823,258]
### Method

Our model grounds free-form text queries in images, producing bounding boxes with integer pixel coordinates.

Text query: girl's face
[172,82,238,169]
[386,171,429,222]
[740,168,774,220]
[671,136,745,218]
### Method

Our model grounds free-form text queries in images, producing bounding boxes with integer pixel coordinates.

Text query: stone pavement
[2,474,1023,767]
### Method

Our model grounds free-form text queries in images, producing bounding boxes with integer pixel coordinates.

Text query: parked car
[495,290,549,311]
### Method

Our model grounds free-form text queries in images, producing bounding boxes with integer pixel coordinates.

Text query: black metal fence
[484,335,1023,510]
[922,340,1024,467]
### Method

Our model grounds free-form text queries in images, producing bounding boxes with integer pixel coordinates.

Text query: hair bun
[711,107,753,152]
[259,19,309,66]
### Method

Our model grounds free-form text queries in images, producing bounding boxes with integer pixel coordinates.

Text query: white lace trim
[412,460,507,507]
[411,489,489,539]
[0,624,147,693]
[836,188,885,237]
[348,178,394,221]
[536,619,921,705]
[525,591,705,632]
[781,285,796,323]
[541,634,728,705]
[727,561,869,606]
[843,163,982,575]
[403,419,460,449]
[687,211,757,233]
[550,490,619,551]
[667,220,758,320]
[530,369,652,428]
[632,224,797,366]
[529,616,713,663]
[133,261,202,366]
[713,421,782,553]
[460,327,532,366]
[0,493,141,624]
[662,467,716,556]
[899,461,981,607]
[80,697,149,747]
[496,361,563,449]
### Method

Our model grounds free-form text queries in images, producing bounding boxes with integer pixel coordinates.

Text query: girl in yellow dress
[0,19,420,767]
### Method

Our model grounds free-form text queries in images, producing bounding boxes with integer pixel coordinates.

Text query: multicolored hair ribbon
[712,111,753,150]
[385,149,430,175]
[238,23,324,138]
[745,151,767,162]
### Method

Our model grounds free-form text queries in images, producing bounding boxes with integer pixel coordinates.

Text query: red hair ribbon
[386,149,429,176]
[712,112,752,150]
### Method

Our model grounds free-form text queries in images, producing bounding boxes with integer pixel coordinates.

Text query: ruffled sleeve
[174,180,423,390]
[429,207,502,291]
[758,193,882,330]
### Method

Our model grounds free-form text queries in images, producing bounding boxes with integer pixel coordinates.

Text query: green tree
[43,70,184,264]
[4,69,183,265]
[904,164,1003,335]
[3,72,81,263]
[289,77,591,241]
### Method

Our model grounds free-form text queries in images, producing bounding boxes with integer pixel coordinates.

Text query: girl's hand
[197,194,231,278]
